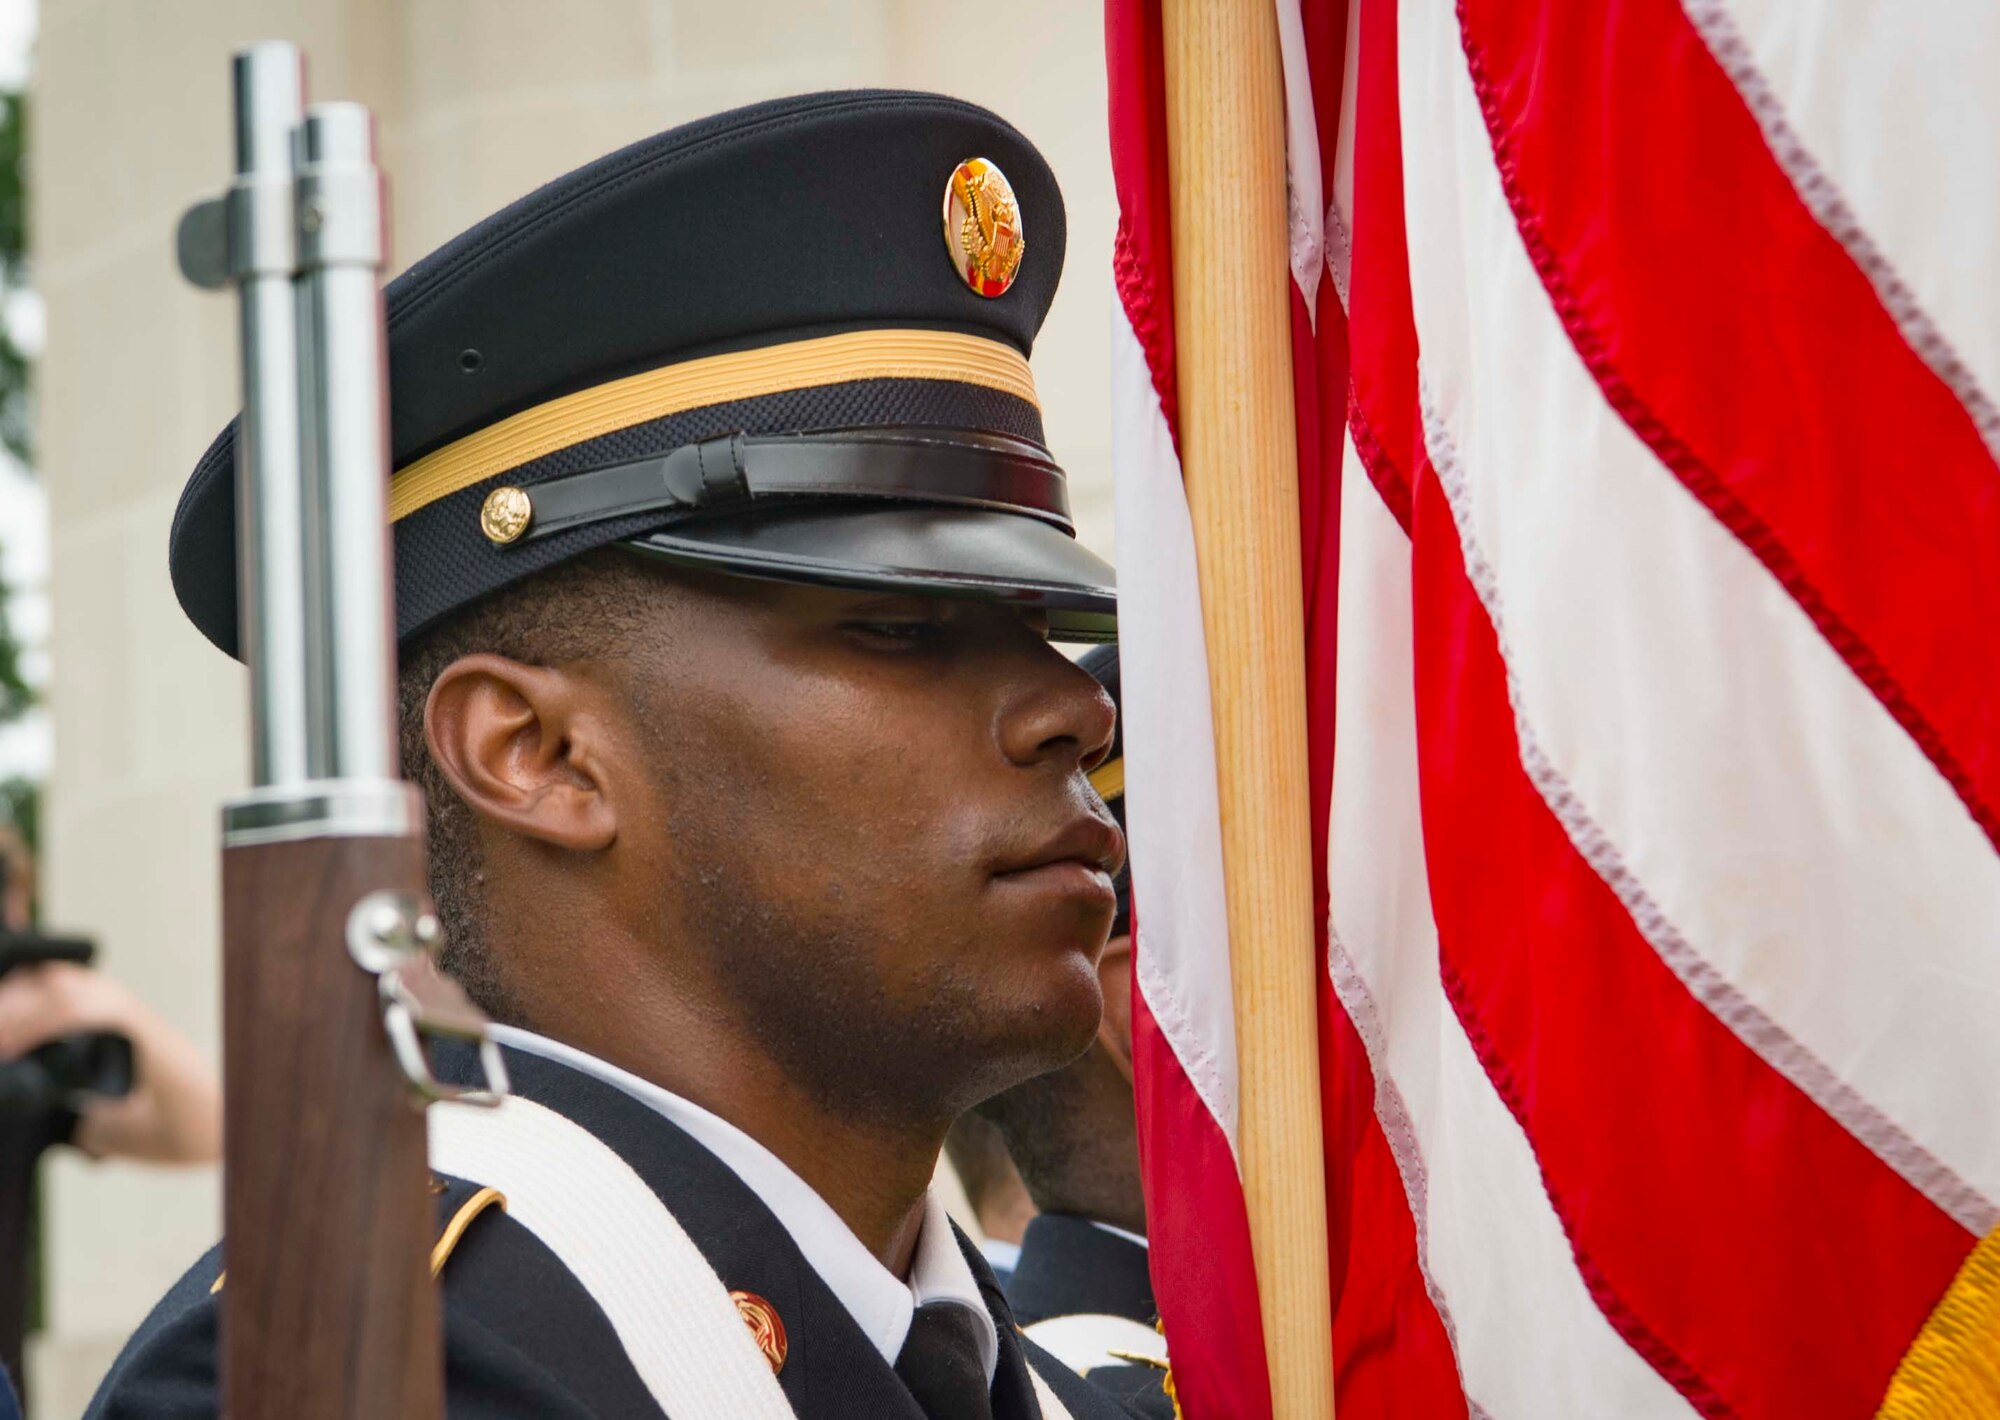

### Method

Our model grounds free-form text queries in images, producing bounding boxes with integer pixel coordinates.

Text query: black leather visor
[494,426,1116,641]
[624,504,1116,643]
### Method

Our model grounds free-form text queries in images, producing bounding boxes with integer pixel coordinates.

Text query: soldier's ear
[1095,932,1136,1083]
[423,653,618,854]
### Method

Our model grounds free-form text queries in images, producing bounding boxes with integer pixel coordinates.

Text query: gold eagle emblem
[942,157,1026,298]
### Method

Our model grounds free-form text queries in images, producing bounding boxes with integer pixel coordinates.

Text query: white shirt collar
[487,1025,999,1380]
[1088,1219,1150,1250]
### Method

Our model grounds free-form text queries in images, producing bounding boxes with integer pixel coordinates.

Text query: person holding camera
[0,958,220,1167]
[0,826,220,1166]
[0,826,221,1405]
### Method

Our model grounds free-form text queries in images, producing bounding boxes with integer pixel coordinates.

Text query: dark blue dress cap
[168,89,1117,658]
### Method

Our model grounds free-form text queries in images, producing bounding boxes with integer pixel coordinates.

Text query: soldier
[87,92,1138,1420]
[978,647,1175,1420]
[945,1110,1038,1282]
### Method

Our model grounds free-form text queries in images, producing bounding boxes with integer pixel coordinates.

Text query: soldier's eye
[846,619,946,646]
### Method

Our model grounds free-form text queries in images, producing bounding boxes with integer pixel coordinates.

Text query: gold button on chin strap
[480,487,533,545]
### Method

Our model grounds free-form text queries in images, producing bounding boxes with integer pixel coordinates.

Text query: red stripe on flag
[1130,983,1273,1420]
[1297,0,1345,221]
[1319,998,1473,1415]
[1107,0,1179,450]
[1344,0,1419,530]
[1408,460,1975,1418]
[1455,0,2000,852]
[1299,209,1472,1420]
[1108,3,1275,1414]
[1294,6,1473,1408]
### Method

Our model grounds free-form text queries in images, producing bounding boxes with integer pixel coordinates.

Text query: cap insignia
[730,1290,789,1374]
[943,157,1025,298]
[480,486,533,545]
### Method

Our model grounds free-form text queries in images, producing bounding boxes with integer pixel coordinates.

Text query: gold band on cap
[1089,756,1125,802]
[389,328,1040,523]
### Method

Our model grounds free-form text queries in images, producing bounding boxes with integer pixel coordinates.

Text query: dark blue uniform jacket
[1007,1214,1175,1420]
[84,1047,1140,1420]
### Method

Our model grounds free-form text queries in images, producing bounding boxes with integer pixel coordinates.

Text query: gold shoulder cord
[430,1186,508,1276]
[208,1184,509,1294]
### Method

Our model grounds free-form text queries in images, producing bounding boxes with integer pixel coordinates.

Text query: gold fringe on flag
[1878,1224,2000,1418]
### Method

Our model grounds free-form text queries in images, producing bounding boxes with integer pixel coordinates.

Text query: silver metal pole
[295,102,396,782]
[228,43,310,789]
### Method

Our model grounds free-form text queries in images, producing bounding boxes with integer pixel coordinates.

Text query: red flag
[1106,3,1272,1415]
[1110,1,2000,1415]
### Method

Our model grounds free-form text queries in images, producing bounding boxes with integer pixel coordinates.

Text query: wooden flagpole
[1158,0,1338,1413]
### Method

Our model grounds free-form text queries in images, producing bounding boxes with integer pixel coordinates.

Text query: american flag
[1109,2,2000,1416]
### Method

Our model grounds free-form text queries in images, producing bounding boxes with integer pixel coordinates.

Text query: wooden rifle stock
[221,834,441,1417]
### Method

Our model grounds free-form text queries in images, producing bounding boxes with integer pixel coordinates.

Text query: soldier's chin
[992,949,1106,1078]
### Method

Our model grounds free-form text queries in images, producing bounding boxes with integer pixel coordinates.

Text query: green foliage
[0,77,34,944]
[0,73,43,1357]
[0,563,27,727]
[0,774,35,855]
[0,92,24,265]
[0,87,30,734]
[0,91,28,468]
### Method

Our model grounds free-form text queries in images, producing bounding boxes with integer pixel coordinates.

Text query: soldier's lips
[987,811,1123,912]
[989,858,1117,907]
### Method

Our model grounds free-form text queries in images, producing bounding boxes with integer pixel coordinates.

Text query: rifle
[175,43,505,1418]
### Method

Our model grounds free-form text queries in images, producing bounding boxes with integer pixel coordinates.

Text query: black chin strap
[504,427,1073,545]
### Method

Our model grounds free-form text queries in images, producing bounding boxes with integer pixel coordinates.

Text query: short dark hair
[394,550,664,1022]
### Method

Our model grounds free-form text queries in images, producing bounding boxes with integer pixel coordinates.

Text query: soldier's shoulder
[85,1176,639,1420]
[426,1175,655,1415]
[81,1240,224,1420]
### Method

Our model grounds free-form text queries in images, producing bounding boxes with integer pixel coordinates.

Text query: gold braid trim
[388,328,1039,522]
[206,1184,509,1295]
[1878,1224,2000,1418]
[430,1186,508,1276]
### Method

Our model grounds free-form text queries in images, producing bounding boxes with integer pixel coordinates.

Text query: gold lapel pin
[730,1289,788,1375]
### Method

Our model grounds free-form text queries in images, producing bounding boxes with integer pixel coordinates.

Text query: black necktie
[894,1302,993,1420]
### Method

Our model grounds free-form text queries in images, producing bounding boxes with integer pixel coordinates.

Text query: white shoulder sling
[429,1095,1075,1420]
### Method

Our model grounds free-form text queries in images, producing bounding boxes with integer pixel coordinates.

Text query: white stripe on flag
[1326,0,1360,309]
[1330,440,1696,1419]
[1109,300,1242,1153]
[1395,0,2000,1223]
[1273,0,1324,317]
[1693,0,2000,458]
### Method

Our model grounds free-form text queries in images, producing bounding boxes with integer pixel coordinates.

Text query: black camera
[0,933,134,1113]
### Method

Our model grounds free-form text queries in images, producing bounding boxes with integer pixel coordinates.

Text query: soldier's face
[612,568,1123,1125]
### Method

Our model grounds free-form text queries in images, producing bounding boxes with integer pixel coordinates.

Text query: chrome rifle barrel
[228,43,309,789]
[295,101,396,784]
